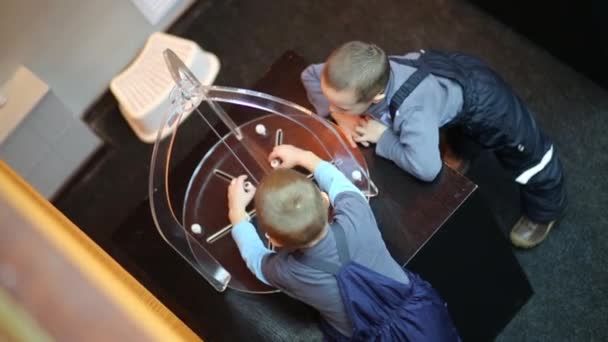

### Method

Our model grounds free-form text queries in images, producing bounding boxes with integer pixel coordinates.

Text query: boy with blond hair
[301,41,567,248]
[227,145,459,341]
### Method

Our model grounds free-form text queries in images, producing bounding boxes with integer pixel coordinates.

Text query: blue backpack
[296,225,460,341]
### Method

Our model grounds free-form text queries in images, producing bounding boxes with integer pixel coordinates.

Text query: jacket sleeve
[375,105,442,182]
[313,161,365,205]
[231,220,272,285]
[301,63,331,117]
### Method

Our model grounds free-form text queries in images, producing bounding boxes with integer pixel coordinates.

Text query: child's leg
[495,140,567,222]
[487,89,567,247]
[496,138,567,248]
[461,62,567,247]
[518,151,567,222]
[418,50,566,246]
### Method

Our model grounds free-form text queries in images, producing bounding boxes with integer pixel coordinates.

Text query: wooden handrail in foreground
[0,160,201,341]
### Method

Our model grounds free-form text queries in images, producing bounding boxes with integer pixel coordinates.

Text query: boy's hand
[269,145,322,172]
[331,112,365,148]
[227,175,256,225]
[268,145,306,168]
[354,119,388,144]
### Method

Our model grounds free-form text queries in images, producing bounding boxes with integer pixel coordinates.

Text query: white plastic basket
[110,32,220,143]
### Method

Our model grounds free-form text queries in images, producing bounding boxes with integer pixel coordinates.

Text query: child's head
[254,169,329,249]
[321,41,389,115]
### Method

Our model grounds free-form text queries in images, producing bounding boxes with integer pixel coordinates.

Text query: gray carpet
[170,0,607,340]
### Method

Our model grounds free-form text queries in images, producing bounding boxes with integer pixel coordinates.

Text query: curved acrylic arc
[181,114,371,293]
[187,90,377,293]
[150,49,378,293]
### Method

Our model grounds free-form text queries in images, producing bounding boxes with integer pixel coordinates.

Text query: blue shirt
[231,161,409,336]
[301,52,464,181]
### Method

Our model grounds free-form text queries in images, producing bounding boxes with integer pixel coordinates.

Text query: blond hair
[254,169,327,248]
[323,41,390,102]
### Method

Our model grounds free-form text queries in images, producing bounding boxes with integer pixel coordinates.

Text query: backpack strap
[294,225,351,275]
[388,57,430,121]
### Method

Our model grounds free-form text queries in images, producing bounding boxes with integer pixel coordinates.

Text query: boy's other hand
[269,145,322,172]
[227,175,256,225]
[331,112,365,148]
[355,119,388,144]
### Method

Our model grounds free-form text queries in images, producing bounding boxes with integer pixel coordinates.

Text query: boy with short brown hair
[227,145,459,340]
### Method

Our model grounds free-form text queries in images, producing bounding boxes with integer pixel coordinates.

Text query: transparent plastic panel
[149,49,378,293]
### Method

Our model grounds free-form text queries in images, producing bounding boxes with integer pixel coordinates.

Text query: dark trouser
[420,51,567,222]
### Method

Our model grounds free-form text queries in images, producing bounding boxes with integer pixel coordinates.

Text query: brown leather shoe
[440,136,471,175]
[510,216,556,248]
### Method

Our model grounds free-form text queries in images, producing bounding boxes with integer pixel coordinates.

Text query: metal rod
[275,128,283,146]
[213,168,235,182]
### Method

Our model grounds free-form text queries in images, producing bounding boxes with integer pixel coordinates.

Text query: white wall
[0,0,194,117]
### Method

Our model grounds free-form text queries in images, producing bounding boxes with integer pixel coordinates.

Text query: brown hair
[323,41,390,102]
[254,169,327,248]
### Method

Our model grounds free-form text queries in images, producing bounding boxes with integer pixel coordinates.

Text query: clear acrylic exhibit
[149,49,378,293]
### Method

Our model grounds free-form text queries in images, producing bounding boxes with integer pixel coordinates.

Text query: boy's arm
[375,106,442,182]
[231,220,272,285]
[301,63,331,117]
[270,146,365,203]
[313,161,365,204]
